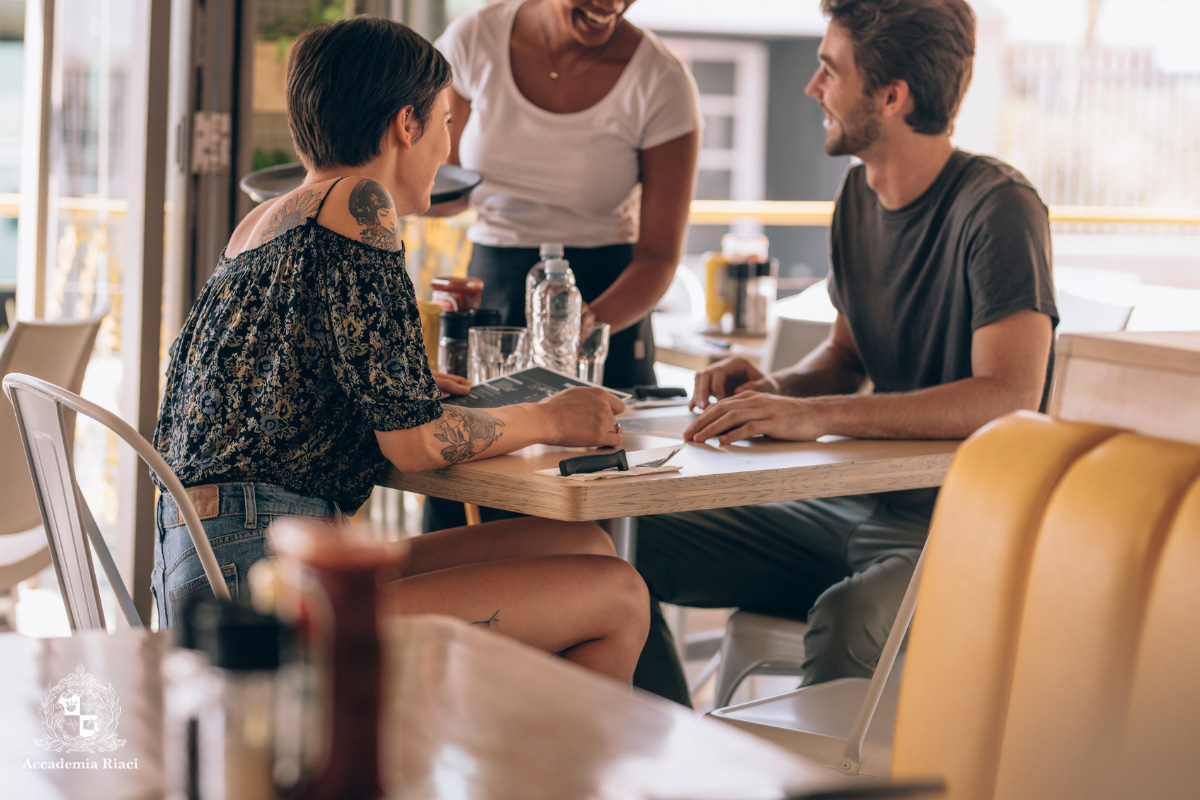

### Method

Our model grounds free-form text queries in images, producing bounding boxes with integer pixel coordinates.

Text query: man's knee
[801,570,911,684]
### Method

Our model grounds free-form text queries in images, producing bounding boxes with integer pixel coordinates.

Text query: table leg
[601,517,637,564]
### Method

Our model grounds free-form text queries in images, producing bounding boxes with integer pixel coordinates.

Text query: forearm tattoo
[433,407,505,465]
[471,611,500,629]
[348,179,399,250]
[259,189,323,243]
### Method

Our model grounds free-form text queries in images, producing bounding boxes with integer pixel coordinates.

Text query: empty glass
[468,326,529,384]
[577,322,610,385]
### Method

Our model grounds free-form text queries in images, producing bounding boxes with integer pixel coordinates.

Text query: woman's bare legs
[386,518,648,682]
[404,517,617,574]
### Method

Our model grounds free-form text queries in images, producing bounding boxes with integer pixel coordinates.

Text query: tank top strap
[310,176,350,221]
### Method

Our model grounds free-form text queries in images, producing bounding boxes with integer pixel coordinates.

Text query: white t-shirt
[436,0,702,248]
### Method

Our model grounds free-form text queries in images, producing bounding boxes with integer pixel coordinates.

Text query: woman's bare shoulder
[315,176,402,252]
[226,182,330,258]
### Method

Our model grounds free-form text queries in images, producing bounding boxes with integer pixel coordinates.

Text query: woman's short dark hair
[287,16,452,170]
[821,0,975,135]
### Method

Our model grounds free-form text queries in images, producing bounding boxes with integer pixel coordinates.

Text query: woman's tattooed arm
[432,407,505,465]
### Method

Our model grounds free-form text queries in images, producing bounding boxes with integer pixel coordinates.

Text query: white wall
[626,0,826,37]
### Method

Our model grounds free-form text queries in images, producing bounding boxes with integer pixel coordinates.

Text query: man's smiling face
[804,23,882,158]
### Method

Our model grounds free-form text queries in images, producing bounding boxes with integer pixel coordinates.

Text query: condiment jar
[190,602,296,800]
[438,310,472,379]
[703,251,730,332]
[269,519,408,800]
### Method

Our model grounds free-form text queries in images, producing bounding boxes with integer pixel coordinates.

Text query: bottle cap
[469,308,502,327]
[544,258,570,276]
[440,310,472,340]
[539,242,564,258]
[192,601,291,671]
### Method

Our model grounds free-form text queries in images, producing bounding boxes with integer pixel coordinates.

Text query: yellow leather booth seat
[891,411,1200,799]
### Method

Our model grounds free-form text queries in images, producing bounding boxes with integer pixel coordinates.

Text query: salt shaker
[191,602,294,800]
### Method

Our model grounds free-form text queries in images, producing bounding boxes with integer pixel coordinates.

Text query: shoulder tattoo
[432,407,505,465]
[259,188,323,243]
[348,179,400,251]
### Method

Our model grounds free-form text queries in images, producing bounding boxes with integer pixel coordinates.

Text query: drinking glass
[468,326,529,384]
[577,322,610,385]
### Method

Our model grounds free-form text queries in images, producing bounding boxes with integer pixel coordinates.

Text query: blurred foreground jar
[270,518,407,800]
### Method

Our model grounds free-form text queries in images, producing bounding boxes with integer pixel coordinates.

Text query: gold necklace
[537,4,617,81]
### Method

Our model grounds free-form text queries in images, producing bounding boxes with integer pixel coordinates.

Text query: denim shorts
[151,482,342,627]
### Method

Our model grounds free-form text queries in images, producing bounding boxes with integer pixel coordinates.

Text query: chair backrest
[891,412,1200,799]
[891,412,1119,796]
[1105,479,1200,798]
[0,313,106,536]
[2,374,230,632]
[761,279,836,373]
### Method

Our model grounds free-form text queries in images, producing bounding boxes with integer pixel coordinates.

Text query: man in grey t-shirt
[631,0,1057,706]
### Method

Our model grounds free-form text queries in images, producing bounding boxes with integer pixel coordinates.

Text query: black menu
[441,367,631,409]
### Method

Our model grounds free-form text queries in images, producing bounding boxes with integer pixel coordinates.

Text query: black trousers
[422,242,657,533]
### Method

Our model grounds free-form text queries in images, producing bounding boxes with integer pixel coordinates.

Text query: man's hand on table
[538,386,626,448]
[684,391,831,445]
[690,356,782,411]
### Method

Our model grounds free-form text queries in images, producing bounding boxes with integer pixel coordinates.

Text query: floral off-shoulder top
[154,197,442,511]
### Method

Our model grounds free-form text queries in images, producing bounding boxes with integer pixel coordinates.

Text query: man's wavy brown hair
[821,0,975,135]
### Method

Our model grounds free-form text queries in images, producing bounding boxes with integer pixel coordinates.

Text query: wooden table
[0,617,855,799]
[654,312,766,372]
[382,408,957,520]
[382,407,959,559]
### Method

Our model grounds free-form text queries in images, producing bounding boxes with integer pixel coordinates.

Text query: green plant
[252,148,298,172]
[258,1,346,59]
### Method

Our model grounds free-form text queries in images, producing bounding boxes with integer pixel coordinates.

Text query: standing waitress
[425,0,700,532]
[432,0,701,389]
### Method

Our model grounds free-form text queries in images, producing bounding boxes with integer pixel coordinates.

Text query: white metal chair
[3,373,230,632]
[1054,287,1133,335]
[0,313,106,604]
[708,611,811,709]
[709,553,923,779]
[761,278,836,373]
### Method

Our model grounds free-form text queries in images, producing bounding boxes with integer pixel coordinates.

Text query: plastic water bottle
[531,258,582,376]
[524,243,574,328]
